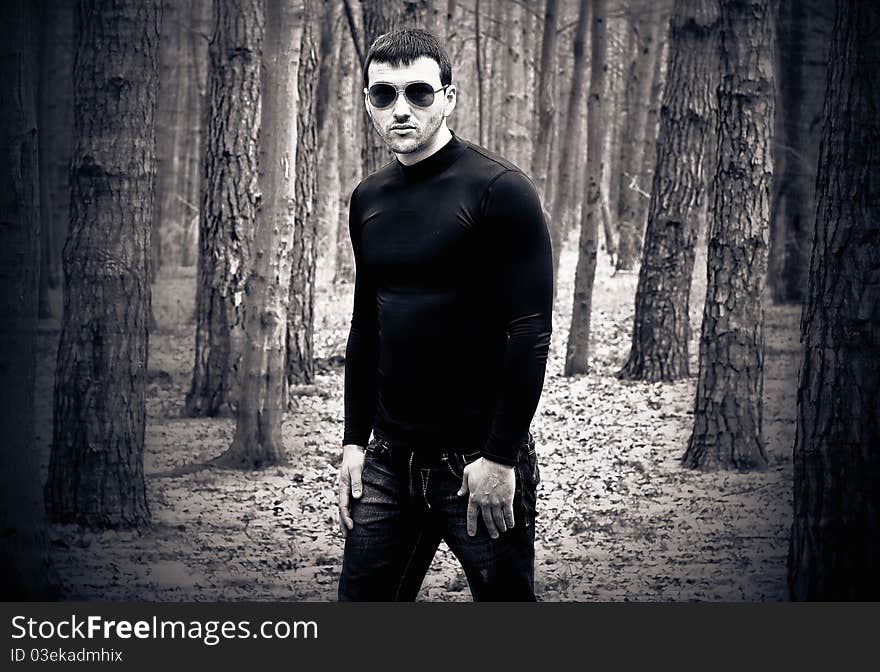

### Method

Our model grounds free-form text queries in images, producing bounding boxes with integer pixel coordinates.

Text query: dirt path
[35,241,799,601]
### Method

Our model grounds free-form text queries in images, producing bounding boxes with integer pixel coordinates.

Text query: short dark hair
[363,28,452,88]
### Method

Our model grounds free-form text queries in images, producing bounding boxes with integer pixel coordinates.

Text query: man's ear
[443,84,457,118]
[363,89,373,119]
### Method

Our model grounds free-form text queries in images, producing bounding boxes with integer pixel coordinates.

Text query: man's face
[365,56,456,155]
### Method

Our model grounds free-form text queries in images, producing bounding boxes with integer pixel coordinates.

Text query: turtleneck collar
[396,131,466,182]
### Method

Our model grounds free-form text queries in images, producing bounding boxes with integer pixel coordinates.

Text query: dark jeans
[338,433,540,601]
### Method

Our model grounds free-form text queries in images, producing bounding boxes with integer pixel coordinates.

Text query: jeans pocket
[444,450,481,480]
[524,434,540,487]
[363,441,395,480]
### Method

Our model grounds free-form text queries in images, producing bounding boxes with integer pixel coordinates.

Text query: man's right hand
[337,443,366,537]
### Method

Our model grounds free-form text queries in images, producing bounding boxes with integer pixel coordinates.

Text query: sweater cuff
[480,442,518,466]
[342,430,371,447]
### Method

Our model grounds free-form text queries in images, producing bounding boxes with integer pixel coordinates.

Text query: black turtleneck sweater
[342,133,553,466]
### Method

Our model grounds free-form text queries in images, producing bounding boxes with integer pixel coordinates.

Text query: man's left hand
[457,457,515,538]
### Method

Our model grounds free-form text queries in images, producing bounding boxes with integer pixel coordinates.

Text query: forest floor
[34,237,800,601]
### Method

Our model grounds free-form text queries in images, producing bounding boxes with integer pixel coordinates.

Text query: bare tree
[531,0,559,202]
[37,0,75,314]
[0,0,61,598]
[222,0,301,467]
[565,0,607,377]
[288,0,320,387]
[549,0,590,282]
[618,0,719,382]
[186,0,263,417]
[682,0,774,470]
[615,3,667,271]
[768,0,830,304]
[335,29,359,285]
[47,0,161,526]
[788,0,880,600]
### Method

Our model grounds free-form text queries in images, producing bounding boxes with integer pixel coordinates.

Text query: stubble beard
[375,112,444,155]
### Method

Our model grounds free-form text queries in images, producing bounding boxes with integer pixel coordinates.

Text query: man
[337,28,553,601]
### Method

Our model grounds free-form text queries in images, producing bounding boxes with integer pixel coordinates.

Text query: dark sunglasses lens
[405,83,436,107]
[369,84,397,108]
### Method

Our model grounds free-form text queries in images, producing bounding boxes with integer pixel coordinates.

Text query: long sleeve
[480,170,554,465]
[342,188,379,447]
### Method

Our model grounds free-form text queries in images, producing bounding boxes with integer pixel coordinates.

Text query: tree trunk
[564,0,606,377]
[288,2,319,388]
[509,1,535,169]
[618,0,719,382]
[37,0,74,294]
[549,0,590,283]
[787,0,880,601]
[46,0,160,527]
[615,8,665,271]
[603,18,632,265]
[634,23,670,232]
[335,29,358,285]
[314,0,340,140]
[531,0,559,201]
[682,0,773,471]
[0,0,62,599]
[186,0,262,417]
[768,0,830,305]
[151,0,184,279]
[314,1,342,288]
[222,0,300,468]
[178,0,213,269]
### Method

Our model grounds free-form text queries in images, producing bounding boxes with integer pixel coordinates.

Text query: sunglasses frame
[365,81,450,109]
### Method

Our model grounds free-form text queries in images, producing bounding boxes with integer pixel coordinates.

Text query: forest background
[1,0,877,601]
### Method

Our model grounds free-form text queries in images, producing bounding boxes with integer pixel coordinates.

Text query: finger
[339,504,353,532]
[491,504,508,534]
[466,498,478,537]
[503,500,515,530]
[350,463,363,499]
[338,466,350,497]
[457,466,469,497]
[338,510,349,538]
[481,505,499,539]
[338,486,354,532]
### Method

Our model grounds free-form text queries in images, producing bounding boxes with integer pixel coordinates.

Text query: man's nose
[392,92,412,119]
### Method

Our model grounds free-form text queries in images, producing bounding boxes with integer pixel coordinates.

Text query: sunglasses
[365,81,449,109]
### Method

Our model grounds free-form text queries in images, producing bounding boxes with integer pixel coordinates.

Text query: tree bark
[0,0,62,599]
[682,0,773,471]
[603,17,632,264]
[635,22,670,232]
[288,1,319,388]
[222,0,300,468]
[508,0,535,169]
[335,29,358,285]
[151,0,184,280]
[531,0,559,201]
[46,0,160,527]
[615,7,665,271]
[549,0,590,283]
[787,0,880,600]
[768,0,830,305]
[618,0,719,382]
[314,1,342,287]
[186,0,262,417]
[178,0,213,269]
[37,0,74,294]
[564,0,606,377]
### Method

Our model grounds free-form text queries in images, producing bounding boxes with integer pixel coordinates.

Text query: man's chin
[388,141,423,155]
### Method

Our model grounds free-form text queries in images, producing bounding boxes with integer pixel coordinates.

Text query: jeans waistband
[370,431,534,465]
